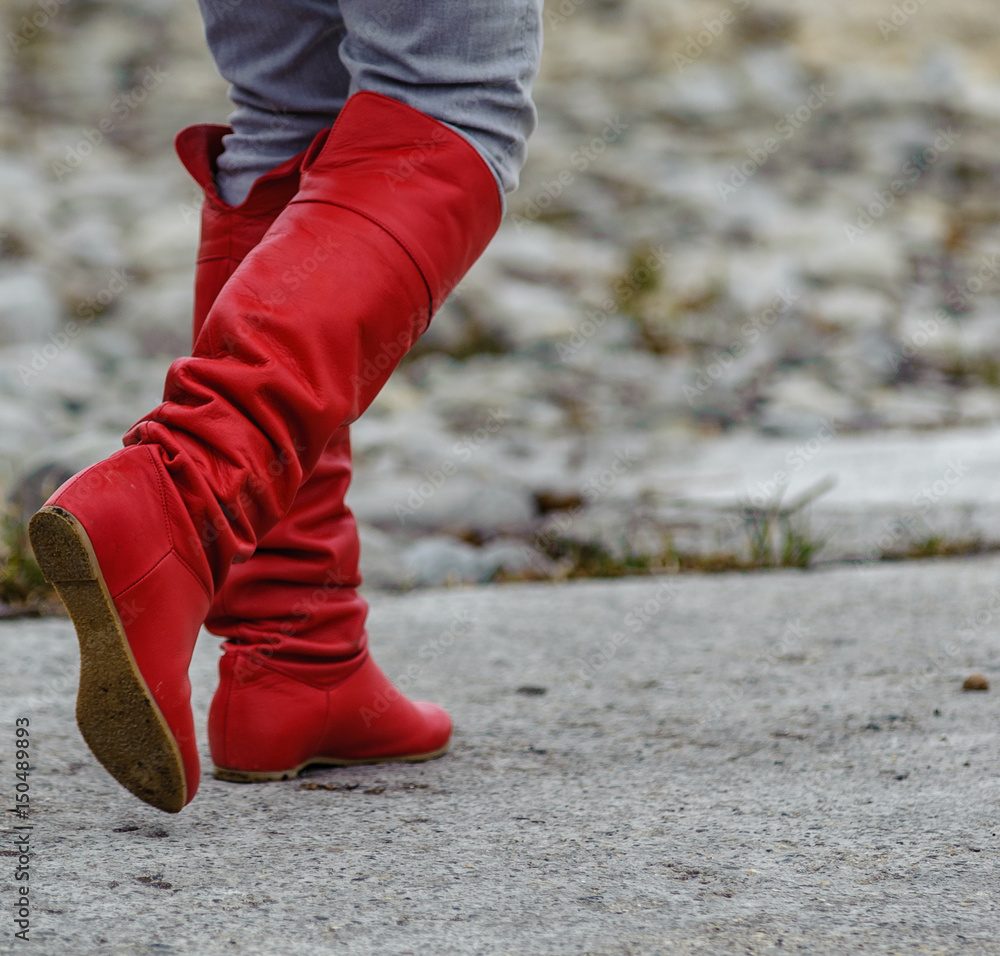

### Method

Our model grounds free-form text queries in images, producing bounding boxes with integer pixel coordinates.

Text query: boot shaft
[175,123,306,340]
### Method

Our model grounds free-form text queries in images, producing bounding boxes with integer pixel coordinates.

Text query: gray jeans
[197,0,543,206]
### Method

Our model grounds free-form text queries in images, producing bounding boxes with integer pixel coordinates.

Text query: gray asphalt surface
[1,558,999,955]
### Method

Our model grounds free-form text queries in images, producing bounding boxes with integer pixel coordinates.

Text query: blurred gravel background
[5,0,1000,591]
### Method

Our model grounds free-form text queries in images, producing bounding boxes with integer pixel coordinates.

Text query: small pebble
[516,685,548,696]
[962,674,989,692]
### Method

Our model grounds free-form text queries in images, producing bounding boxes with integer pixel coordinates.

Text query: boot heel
[28,506,189,813]
[28,506,99,582]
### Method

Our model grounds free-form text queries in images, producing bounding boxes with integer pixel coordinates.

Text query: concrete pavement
[1,557,999,954]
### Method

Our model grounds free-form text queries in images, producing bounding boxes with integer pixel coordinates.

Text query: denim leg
[198,0,542,205]
[197,0,351,205]
[338,0,542,198]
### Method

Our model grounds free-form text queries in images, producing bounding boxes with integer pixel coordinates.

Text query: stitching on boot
[171,551,213,603]
[147,445,212,603]
[111,548,175,602]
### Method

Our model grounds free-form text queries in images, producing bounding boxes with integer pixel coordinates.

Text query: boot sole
[213,741,451,783]
[29,506,188,813]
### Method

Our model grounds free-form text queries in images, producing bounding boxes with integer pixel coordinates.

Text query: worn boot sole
[213,742,451,783]
[28,506,188,813]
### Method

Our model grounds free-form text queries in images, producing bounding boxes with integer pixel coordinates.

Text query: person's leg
[338,0,542,200]
[32,91,500,810]
[30,1,543,809]
[191,0,541,714]
[175,124,368,694]
[178,14,429,781]
[195,0,351,205]
[197,0,543,782]
[200,0,542,206]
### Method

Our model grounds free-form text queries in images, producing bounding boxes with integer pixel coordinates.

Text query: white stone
[350,471,536,537]
[402,535,486,588]
[113,272,194,357]
[0,269,61,346]
[868,386,956,429]
[482,280,582,348]
[760,373,855,434]
[357,523,409,591]
[808,287,893,332]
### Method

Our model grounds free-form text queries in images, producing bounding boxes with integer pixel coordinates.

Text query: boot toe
[406,701,452,758]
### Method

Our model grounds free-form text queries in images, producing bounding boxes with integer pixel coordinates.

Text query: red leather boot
[177,124,451,782]
[30,92,499,809]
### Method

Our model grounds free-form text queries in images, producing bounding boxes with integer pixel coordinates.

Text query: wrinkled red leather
[210,648,452,773]
[43,444,211,803]
[208,427,369,668]
[175,123,370,668]
[167,93,499,774]
[294,92,503,316]
[174,123,306,346]
[126,92,502,592]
